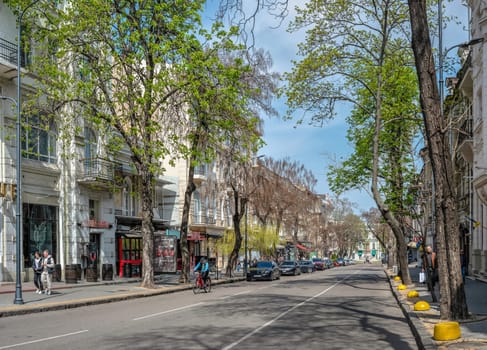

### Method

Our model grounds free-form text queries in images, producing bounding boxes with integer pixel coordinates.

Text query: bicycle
[192,271,211,294]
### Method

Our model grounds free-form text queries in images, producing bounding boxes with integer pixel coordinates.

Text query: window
[23,204,57,268]
[89,199,99,220]
[122,177,136,216]
[193,191,201,223]
[84,127,97,159]
[22,115,57,163]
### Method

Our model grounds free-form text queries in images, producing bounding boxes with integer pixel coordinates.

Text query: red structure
[118,236,142,277]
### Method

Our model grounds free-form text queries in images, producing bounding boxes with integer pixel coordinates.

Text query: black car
[298,260,315,273]
[247,261,281,281]
[279,260,302,276]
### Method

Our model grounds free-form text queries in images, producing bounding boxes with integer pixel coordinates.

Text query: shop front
[23,203,58,275]
[115,215,168,277]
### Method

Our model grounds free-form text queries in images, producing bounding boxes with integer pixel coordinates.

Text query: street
[0,264,417,350]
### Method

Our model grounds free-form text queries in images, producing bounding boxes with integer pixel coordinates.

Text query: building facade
[0,2,178,282]
[454,1,487,277]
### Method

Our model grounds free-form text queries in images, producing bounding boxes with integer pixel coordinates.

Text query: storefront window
[23,204,57,267]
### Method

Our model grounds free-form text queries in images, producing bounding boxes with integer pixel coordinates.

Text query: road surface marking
[220,290,252,300]
[0,330,89,349]
[133,302,205,321]
[221,271,357,350]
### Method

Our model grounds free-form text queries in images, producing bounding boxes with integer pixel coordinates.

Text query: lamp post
[10,1,41,305]
[436,0,483,250]
[244,201,248,276]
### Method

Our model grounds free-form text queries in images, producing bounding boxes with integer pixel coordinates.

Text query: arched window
[22,115,57,163]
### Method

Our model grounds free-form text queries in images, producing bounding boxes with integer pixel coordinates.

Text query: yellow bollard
[393,276,401,282]
[434,322,461,341]
[407,290,419,298]
[397,284,407,290]
[414,300,430,311]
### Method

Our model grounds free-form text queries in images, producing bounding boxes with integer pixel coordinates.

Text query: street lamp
[7,1,41,305]
[439,37,484,113]
[244,201,248,276]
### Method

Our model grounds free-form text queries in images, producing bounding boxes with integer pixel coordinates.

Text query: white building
[459,1,487,277]
[0,2,177,282]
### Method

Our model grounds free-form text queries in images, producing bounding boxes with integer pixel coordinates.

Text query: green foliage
[283,0,422,216]
[10,0,264,176]
[218,223,279,257]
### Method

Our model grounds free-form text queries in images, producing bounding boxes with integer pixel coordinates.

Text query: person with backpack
[41,249,55,295]
[32,251,44,294]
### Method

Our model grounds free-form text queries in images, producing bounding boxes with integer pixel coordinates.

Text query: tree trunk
[138,165,155,289]
[179,161,196,284]
[226,190,245,277]
[370,54,412,285]
[408,0,468,320]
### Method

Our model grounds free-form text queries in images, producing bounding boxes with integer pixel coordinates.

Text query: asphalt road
[0,264,417,350]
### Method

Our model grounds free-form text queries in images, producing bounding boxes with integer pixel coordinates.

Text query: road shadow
[98,292,417,350]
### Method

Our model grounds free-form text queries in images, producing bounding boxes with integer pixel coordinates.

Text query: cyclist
[194,257,209,285]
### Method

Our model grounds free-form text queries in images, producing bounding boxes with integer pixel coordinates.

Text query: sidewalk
[387,264,487,349]
[0,271,244,317]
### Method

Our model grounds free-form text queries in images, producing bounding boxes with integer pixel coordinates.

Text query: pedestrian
[422,245,438,302]
[41,249,55,295]
[460,249,466,283]
[32,251,44,294]
[236,260,241,273]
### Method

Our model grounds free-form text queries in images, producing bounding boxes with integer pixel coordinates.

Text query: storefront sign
[83,220,111,229]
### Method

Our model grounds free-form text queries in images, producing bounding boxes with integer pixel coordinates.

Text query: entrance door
[89,233,101,269]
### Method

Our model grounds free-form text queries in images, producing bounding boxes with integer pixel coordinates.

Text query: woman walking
[32,251,44,294]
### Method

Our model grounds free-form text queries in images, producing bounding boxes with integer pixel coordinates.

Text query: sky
[205,1,470,213]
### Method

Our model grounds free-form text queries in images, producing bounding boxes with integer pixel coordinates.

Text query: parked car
[247,261,281,281]
[298,260,315,273]
[279,260,301,276]
[323,258,333,269]
[336,258,345,266]
[311,257,325,270]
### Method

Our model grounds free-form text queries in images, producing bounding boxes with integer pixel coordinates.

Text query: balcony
[0,36,30,79]
[77,158,122,187]
[193,165,208,184]
[190,213,218,226]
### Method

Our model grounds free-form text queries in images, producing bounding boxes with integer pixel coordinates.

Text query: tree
[408,0,468,320]
[362,208,396,268]
[283,0,419,285]
[17,0,261,288]
[177,48,277,283]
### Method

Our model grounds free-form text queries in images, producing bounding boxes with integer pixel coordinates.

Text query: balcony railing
[78,158,122,184]
[190,213,218,225]
[0,36,29,67]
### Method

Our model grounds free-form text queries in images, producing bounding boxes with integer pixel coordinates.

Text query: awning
[296,243,310,251]
[116,232,141,238]
[165,229,181,239]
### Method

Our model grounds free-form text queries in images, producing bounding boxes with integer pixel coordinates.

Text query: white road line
[0,330,89,349]
[133,302,205,321]
[221,271,357,350]
[220,290,252,300]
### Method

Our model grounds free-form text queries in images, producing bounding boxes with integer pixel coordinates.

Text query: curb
[384,269,437,350]
[0,277,245,318]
